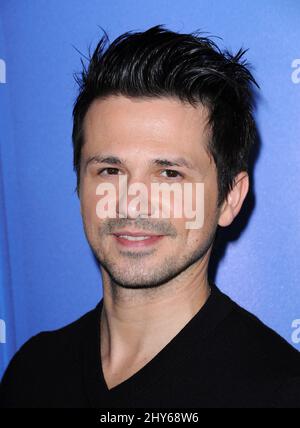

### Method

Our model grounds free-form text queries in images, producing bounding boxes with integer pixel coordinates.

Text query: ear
[218,172,249,227]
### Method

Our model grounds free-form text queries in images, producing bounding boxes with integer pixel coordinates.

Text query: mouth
[112,231,165,248]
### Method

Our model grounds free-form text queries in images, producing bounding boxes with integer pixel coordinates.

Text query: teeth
[119,235,152,241]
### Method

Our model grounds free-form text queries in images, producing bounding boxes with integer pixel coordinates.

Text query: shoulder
[216,292,300,407]
[0,302,100,408]
[227,300,300,372]
[13,301,99,357]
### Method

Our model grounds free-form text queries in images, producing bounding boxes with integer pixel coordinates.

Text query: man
[0,24,299,408]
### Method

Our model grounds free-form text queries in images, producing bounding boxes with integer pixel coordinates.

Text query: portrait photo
[0,0,299,409]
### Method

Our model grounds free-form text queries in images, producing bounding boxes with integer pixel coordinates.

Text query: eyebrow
[84,154,195,171]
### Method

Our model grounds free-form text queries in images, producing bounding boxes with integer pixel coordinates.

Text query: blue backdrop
[0,0,300,379]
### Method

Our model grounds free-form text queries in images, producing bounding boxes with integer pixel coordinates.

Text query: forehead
[82,95,211,156]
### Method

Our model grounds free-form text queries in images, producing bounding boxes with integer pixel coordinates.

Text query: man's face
[79,95,220,289]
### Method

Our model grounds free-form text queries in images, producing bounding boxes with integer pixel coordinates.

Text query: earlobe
[218,172,249,227]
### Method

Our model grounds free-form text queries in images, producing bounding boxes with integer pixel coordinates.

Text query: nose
[116,177,153,219]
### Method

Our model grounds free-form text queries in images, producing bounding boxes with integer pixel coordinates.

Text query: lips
[112,231,164,248]
[113,230,161,237]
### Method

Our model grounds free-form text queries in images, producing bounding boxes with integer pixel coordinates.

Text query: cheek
[203,179,218,221]
[169,181,217,234]
[172,194,217,246]
[80,185,100,226]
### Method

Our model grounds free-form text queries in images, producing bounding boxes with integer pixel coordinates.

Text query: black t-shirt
[0,282,299,408]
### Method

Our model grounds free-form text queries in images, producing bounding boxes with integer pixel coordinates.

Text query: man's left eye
[161,169,183,178]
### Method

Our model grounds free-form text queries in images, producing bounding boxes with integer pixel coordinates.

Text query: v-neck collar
[83,280,235,408]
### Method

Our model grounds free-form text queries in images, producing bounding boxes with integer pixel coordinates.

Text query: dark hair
[72,24,259,206]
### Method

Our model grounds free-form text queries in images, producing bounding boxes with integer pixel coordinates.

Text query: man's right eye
[97,167,121,175]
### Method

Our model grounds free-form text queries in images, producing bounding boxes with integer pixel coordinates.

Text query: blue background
[0,0,299,379]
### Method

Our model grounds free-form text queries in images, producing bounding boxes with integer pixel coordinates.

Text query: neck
[99,257,211,371]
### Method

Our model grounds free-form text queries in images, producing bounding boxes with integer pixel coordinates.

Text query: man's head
[72,25,258,289]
